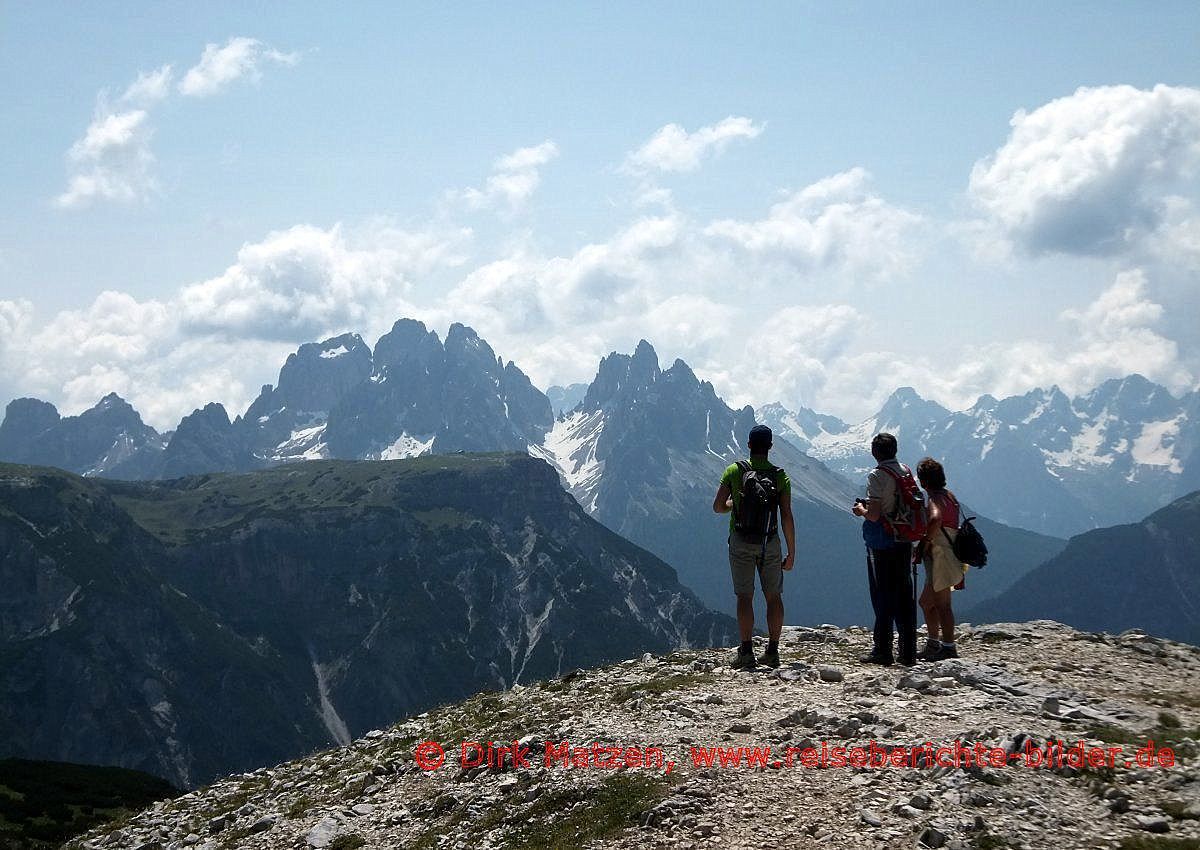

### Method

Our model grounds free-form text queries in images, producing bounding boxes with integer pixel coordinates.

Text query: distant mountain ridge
[966,489,1200,644]
[761,375,1200,536]
[0,320,552,481]
[531,340,1063,622]
[0,393,166,479]
[0,320,1067,624]
[0,455,732,787]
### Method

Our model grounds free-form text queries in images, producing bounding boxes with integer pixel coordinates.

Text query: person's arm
[925,499,942,540]
[853,468,885,521]
[852,497,883,522]
[713,483,732,514]
[780,492,796,570]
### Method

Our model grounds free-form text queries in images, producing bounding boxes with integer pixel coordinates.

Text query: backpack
[733,461,783,543]
[941,494,988,567]
[876,463,927,543]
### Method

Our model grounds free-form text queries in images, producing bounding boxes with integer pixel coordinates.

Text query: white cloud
[56,39,295,209]
[67,109,149,162]
[178,222,470,342]
[178,37,298,97]
[121,64,173,105]
[705,168,924,279]
[55,107,156,208]
[624,116,764,174]
[969,84,1200,257]
[797,269,1193,420]
[1,222,467,427]
[459,141,559,211]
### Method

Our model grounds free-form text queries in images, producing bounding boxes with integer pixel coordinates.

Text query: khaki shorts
[728,534,783,597]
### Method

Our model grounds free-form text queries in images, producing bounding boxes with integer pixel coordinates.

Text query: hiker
[851,432,919,666]
[712,424,796,669]
[915,457,966,661]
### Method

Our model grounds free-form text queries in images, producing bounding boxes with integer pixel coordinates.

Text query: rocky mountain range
[69,621,1200,850]
[0,322,1067,624]
[761,375,1200,538]
[0,320,553,481]
[6,324,1194,548]
[0,392,167,479]
[0,455,732,788]
[969,488,1200,645]
[533,340,1064,622]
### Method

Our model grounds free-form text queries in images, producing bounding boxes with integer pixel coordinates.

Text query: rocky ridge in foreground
[73,622,1200,850]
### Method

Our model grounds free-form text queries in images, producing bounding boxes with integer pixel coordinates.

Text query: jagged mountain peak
[631,338,660,369]
[445,322,500,370]
[970,393,999,413]
[373,318,441,368]
[1077,373,1178,421]
[2,396,61,427]
[82,392,144,422]
[581,341,665,413]
[184,402,232,429]
[874,386,950,429]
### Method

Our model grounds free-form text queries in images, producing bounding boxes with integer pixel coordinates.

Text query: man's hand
[782,552,795,571]
[852,502,867,517]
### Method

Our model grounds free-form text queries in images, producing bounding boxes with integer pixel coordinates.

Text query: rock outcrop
[69,621,1200,849]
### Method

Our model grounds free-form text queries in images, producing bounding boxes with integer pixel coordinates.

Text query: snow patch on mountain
[1132,415,1186,473]
[272,423,330,462]
[378,432,435,460]
[1043,418,1117,469]
[532,410,606,510]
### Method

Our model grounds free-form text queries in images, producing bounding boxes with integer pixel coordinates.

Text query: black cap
[748,424,772,450]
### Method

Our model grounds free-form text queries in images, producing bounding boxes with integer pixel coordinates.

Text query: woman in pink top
[916,457,967,661]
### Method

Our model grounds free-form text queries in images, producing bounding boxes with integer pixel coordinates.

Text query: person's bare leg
[765,593,784,642]
[737,593,755,642]
[936,588,955,643]
[919,583,941,641]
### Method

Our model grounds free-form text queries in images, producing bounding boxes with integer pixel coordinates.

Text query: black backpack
[942,495,988,567]
[734,461,783,543]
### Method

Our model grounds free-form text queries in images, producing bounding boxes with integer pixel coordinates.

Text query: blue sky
[2,2,1198,427]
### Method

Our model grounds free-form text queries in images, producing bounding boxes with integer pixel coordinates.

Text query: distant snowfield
[272,423,329,461]
[531,410,606,511]
[1132,415,1186,473]
[378,432,436,460]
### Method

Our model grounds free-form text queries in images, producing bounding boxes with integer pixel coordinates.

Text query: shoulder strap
[877,464,904,482]
[736,460,750,474]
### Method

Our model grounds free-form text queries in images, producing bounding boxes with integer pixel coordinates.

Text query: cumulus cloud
[1,222,467,427]
[121,64,173,105]
[624,116,763,174]
[705,168,924,279]
[459,141,559,211]
[177,223,454,341]
[798,269,1194,421]
[55,106,156,208]
[969,84,1200,257]
[178,37,298,97]
[56,40,295,209]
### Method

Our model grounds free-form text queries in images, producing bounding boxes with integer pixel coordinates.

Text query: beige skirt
[924,528,968,593]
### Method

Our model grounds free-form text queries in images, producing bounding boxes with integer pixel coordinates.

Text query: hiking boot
[897,656,917,667]
[729,647,757,670]
[918,640,942,661]
[758,647,780,668]
[937,643,959,660]
[859,651,893,666]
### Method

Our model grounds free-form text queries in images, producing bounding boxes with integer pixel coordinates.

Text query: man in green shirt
[712,424,796,668]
